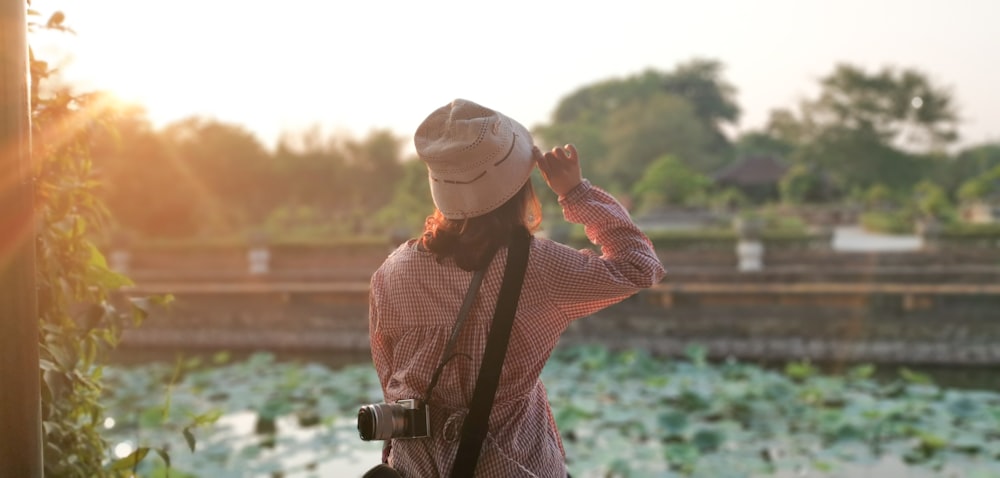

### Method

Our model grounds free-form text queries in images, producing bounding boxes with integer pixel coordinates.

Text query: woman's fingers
[549,144,577,163]
[532,146,545,162]
[564,144,578,161]
[537,144,578,174]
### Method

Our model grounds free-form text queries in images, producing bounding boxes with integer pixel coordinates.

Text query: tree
[957,164,1000,203]
[631,154,711,212]
[91,113,277,238]
[267,128,408,237]
[87,99,192,237]
[342,129,405,215]
[550,59,739,152]
[765,63,959,198]
[775,63,958,152]
[659,58,740,159]
[788,126,931,193]
[913,180,954,222]
[603,93,714,191]
[375,156,431,237]
[735,131,794,160]
[272,127,351,223]
[936,143,1000,197]
[780,163,832,204]
[537,59,740,193]
[159,117,274,234]
[864,183,896,210]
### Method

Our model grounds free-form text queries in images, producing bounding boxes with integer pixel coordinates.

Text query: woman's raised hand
[535,144,583,198]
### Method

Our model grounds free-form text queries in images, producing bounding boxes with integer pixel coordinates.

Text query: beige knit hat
[414,99,535,219]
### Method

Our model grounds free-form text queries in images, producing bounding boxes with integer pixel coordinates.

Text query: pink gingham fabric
[368,180,666,477]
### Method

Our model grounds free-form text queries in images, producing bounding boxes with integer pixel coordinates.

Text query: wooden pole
[0,0,43,475]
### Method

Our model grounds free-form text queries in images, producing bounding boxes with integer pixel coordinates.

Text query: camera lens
[357,406,377,441]
[358,403,408,441]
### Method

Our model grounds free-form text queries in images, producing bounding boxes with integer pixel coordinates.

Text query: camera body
[357,398,431,441]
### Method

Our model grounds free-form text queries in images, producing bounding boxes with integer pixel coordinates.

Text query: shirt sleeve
[540,179,665,321]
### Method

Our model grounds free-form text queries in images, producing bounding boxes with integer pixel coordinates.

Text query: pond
[101,345,1000,477]
[110,346,1000,393]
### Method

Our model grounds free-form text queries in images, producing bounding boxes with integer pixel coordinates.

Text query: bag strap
[451,228,531,478]
[425,266,488,401]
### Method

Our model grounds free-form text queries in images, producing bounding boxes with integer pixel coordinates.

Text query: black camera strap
[424,263,488,402]
[451,227,531,478]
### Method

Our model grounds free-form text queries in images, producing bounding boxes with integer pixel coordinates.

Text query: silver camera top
[396,398,422,409]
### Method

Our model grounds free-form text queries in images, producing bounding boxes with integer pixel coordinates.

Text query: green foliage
[860,210,916,235]
[604,93,715,190]
[735,131,794,160]
[545,346,1000,476]
[765,64,959,201]
[61,57,996,243]
[939,143,1000,196]
[779,64,958,151]
[708,187,750,212]
[538,59,740,191]
[780,163,831,204]
[759,211,810,235]
[631,155,712,212]
[44,53,999,245]
[99,347,1000,477]
[661,59,741,137]
[100,353,386,476]
[89,108,408,239]
[912,180,955,221]
[934,223,1000,249]
[858,180,957,235]
[122,235,391,251]
[373,157,432,238]
[27,9,174,476]
[261,205,346,240]
[941,222,1000,236]
[796,128,932,194]
[957,164,1000,203]
[864,183,897,210]
[623,224,821,252]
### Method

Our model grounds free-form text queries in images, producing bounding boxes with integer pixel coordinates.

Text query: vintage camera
[357,398,431,441]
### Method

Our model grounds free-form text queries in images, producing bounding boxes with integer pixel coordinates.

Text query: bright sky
[30,0,1000,151]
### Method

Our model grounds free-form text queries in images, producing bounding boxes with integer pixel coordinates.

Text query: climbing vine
[28,6,169,476]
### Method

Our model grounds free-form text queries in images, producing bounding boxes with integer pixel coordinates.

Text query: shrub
[860,210,916,234]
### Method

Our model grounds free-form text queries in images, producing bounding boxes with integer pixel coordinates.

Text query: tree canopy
[88,110,409,239]
[537,58,741,194]
[757,64,961,200]
[52,56,1000,239]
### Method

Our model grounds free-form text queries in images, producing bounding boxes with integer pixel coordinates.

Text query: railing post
[734,216,764,272]
[109,249,131,274]
[0,0,44,476]
[248,231,270,276]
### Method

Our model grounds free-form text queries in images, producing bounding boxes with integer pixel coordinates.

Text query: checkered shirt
[368,180,666,477]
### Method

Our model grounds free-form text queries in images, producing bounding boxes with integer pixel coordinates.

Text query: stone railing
[118,278,1000,366]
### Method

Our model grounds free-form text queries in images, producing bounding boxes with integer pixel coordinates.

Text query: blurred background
[20,0,1000,476]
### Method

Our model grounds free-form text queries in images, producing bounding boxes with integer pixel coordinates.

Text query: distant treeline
[79,59,1000,242]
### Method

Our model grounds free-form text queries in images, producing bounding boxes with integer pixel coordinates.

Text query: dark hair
[421,180,541,271]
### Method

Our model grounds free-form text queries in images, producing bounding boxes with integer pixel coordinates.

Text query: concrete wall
[119,280,1000,366]
[565,287,1000,365]
[112,240,1000,365]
